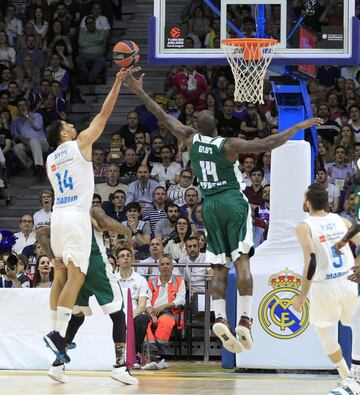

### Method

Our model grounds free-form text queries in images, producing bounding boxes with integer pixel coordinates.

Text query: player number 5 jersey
[47,140,94,210]
[302,213,354,282]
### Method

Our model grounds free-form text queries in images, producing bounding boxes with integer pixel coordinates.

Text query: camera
[0,253,18,275]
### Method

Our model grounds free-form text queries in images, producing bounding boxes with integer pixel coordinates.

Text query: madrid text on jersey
[56,195,78,205]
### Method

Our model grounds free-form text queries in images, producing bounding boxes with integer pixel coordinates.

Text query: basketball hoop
[221,38,278,105]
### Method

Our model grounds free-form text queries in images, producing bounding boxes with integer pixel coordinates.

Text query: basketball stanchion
[221,38,278,104]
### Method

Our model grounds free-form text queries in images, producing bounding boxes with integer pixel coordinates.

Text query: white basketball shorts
[50,209,92,274]
[310,276,358,328]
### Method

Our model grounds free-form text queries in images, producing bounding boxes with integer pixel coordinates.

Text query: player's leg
[315,325,349,378]
[49,264,67,330]
[234,254,254,349]
[134,313,151,368]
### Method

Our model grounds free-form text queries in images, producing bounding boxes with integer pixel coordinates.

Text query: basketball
[112,40,140,68]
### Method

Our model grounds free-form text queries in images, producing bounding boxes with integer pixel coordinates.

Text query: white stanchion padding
[0,289,121,370]
[237,141,333,369]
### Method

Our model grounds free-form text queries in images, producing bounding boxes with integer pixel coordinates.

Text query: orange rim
[221,38,278,61]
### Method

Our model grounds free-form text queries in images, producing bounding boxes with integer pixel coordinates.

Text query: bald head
[197,110,217,137]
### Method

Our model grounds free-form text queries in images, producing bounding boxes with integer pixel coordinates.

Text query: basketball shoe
[328,376,360,395]
[110,365,139,385]
[43,331,70,363]
[235,316,254,350]
[213,317,243,353]
[48,363,67,383]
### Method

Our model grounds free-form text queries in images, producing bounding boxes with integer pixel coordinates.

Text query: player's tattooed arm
[36,226,55,260]
[91,206,132,242]
[293,222,316,312]
[124,71,195,148]
[224,117,323,156]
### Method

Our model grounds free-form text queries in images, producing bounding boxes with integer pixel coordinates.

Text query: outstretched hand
[296,117,324,130]
[115,66,142,82]
[123,68,145,93]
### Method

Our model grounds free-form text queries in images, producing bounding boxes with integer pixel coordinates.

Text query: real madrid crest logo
[258,268,310,340]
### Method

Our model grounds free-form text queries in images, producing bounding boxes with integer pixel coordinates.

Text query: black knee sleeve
[65,314,85,344]
[110,309,126,344]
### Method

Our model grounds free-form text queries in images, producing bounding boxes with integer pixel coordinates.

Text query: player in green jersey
[125,70,322,353]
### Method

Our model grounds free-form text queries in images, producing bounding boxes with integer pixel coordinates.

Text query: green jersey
[354,184,360,222]
[189,133,243,197]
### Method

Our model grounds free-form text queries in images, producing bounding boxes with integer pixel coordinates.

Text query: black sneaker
[43,331,70,363]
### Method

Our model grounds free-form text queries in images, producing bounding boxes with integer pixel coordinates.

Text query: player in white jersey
[293,183,360,393]
[43,68,138,363]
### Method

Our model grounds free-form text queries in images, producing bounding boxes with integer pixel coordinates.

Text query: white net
[222,39,277,105]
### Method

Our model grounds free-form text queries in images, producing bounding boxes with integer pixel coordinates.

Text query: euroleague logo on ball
[170,27,181,38]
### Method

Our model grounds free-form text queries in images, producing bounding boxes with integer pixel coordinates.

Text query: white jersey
[47,140,94,211]
[302,213,354,282]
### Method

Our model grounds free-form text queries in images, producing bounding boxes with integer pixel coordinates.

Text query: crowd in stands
[2,0,360,367]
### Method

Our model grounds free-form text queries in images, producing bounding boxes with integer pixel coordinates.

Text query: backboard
[149,0,359,65]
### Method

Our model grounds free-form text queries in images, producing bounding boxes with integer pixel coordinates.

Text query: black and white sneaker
[43,331,70,364]
[110,365,139,385]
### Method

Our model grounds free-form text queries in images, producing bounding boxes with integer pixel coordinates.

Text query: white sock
[55,307,72,337]
[351,362,360,380]
[50,310,57,331]
[213,299,227,320]
[335,358,350,379]
[238,295,253,319]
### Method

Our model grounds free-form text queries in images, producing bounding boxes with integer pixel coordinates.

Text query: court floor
[0,364,338,395]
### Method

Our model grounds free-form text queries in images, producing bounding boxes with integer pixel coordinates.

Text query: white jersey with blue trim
[302,213,354,282]
[47,140,94,211]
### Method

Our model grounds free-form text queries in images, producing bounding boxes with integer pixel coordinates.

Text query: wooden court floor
[0,363,338,395]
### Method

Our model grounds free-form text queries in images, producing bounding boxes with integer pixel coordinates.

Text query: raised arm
[91,206,132,241]
[293,222,316,312]
[78,68,139,157]
[125,71,195,148]
[223,118,324,158]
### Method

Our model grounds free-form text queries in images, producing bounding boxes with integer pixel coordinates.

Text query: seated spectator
[188,6,209,45]
[48,53,70,90]
[254,184,270,240]
[349,105,360,136]
[178,102,194,126]
[151,146,182,188]
[22,239,44,272]
[28,78,50,111]
[95,163,128,201]
[259,151,271,184]
[76,16,106,84]
[151,121,176,148]
[92,147,108,181]
[147,136,164,164]
[0,90,17,119]
[145,255,185,369]
[50,81,66,104]
[0,252,30,288]
[0,108,14,173]
[164,217,192,261]
[37,93,65,129]
[179,187,200,219]
[15,21,42,52]
[11,98,49,178]
[240,103,266,139]
[211,75,229,110]
[52,39,74,71]
[155,203,180,242]
[33,189,53,229]
[325,145,354,192]
[170,66,207,107]
[0,68,13,91]
[120,111,149,148]
[133,130,148,163]
[0,30,16,69]
[317,103,340,145]
[192,203,205,233]
[181,0,213,21]
[122,202,151,260]
[351,143,360,171]
[8,80,23,106]
[106,132,125,164]
[315,168,340,212]
[179,236,208,295]
[119,148,140,181]
[217,99,241,138]
[4,5,22,44]
[318,140,334,166]
[244,168,265,210]
[204,92,222,119]
[102,190,127,222]
[13,214,36,254]
[340,191,356,221]
[43,19,73,55]
[126,165,159,208]
[204,18,220,48]
[17,34,45,69]
[29,7,48,39]
[242,155,256,187]
[80,2,111,37]
[116,246,151,367]
[52,2,73,34]
[143,186,168,237]
[13,56,40,92]
[32,255,53,288]
[334,125,356,160]
[167,169,194,206]
[327,91,343,121]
